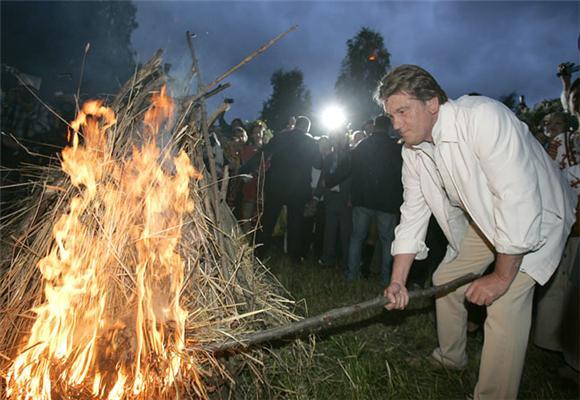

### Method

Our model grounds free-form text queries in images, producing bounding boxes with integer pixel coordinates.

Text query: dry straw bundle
[0,41,305,399]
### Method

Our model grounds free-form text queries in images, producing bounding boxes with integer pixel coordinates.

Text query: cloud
[132,1,579,122]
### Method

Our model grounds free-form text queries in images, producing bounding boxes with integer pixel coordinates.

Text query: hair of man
[375,64,448,106]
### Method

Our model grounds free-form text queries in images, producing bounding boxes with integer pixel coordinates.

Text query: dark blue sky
[132,1,579,124]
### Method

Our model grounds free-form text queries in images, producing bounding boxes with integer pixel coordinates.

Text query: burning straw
[0,48,303,399]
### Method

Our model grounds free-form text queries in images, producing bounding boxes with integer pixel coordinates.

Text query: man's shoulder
[453,95,509,115]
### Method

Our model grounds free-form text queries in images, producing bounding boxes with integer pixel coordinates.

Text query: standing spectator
[379,65,575,400]
[240,116,321,261]
[224,126,248,216]
[240,121,266,232]
[534,74,580,380]
[328,115,403,283]
[317,132,352,269]
[558,62,579,113]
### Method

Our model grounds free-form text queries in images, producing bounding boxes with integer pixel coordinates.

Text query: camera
[557,62,580,77]
[224,98,234,104]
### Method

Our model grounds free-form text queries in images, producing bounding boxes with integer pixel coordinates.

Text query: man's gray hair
[374,64,448,105]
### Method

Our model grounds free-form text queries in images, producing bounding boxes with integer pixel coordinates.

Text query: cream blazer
[392,96,576,285]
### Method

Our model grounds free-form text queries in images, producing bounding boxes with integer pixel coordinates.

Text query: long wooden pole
[204,272,480,354]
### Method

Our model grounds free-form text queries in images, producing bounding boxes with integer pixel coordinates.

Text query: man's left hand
[465,273,511,306]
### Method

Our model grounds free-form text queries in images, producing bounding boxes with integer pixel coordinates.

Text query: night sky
[132,1,579,124]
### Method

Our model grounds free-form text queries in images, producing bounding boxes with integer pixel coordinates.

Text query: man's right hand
[384,282,409,310]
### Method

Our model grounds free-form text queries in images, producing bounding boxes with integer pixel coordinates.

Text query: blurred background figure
[317,130,352,270]
[326,115,403,284]
[240,121,267,233]
[224,126,248,217]
[349,129,367,149]
[240,116,321,262]
[533,64,580,384]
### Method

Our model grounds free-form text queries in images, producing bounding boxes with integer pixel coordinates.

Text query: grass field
[239,253,579,400]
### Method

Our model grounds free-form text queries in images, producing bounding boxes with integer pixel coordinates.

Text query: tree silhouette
[260,69,312,134]
[335,27,391,129]
[1,1,138,101]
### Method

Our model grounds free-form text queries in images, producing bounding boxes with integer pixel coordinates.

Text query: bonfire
[0,46,302,399]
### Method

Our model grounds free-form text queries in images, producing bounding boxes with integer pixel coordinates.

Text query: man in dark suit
[240,116,321,261]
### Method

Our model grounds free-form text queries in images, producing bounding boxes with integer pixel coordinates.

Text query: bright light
[320,105,346,131]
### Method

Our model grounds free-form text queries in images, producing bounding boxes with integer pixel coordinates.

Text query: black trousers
[257,191,308,259]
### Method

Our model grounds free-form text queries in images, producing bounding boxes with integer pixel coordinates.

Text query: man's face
[383,92,439,146]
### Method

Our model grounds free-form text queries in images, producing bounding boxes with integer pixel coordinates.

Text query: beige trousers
[432,224,536,400]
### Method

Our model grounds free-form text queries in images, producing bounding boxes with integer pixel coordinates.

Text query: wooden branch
[203,25,297,94]
[203,272,480,354]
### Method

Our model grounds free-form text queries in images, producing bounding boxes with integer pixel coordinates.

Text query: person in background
[534,69,580,383]
[378,65,575,400]
[558,62,579,114]
[240,116,321,262]
[317,131,352,269]
[327,115,403,284]
[361,118,374,136]
[240,121,266,232]
[224,126,248,216]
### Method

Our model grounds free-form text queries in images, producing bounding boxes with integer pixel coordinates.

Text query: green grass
[238,254,579,399]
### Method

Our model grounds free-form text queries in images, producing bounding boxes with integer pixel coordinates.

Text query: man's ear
[427,97,440,114]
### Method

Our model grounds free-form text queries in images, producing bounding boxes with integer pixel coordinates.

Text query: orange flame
[7,86,204,399]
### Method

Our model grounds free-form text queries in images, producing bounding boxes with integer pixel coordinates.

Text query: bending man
[378,65,576,399]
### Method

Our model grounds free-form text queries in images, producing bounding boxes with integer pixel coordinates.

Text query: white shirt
[392,96,576,285]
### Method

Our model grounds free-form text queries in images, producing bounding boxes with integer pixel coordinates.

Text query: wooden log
[204,272,480,354]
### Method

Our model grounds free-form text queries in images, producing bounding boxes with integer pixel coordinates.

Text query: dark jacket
[240,128,321,200]
[327,132,403,214]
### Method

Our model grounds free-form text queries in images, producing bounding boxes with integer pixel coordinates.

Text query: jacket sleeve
[391,148,432,259]
[469,100,544,254]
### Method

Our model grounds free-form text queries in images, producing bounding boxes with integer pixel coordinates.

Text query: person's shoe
[428,348,467,371]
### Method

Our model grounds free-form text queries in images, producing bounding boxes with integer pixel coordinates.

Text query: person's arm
[558,63,572,113]
[469,100,544,255]
[383,148,432,310]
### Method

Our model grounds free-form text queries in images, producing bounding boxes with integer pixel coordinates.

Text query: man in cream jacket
[378,65,576,400]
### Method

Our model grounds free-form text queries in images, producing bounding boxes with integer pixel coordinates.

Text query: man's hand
[464,273,511,306]
[465,253,523,306]
[384,282,409,310]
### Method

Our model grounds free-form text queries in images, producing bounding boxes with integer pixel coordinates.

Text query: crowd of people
[208,104,412,286]
[208,61,579,399]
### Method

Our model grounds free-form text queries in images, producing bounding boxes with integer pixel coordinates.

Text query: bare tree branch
[204,272,480,354]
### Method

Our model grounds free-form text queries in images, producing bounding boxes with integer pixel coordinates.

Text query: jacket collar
[432,99,460,144]
[408,98,460,152]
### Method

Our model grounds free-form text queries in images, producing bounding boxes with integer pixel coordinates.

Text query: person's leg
[474,271,536,400]
[338,202,353,269]
[286,198,307,260]
[346,207,372,280]
[376,211,398,285]
[240,200,256,233]
[431,224,495,369]
[321,194,339,264]
[255,193,283,257]
[534,237,577,351]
